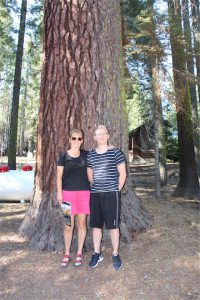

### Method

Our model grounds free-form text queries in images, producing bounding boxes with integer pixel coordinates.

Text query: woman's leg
[63,215,75,255]
[77,214,87,254]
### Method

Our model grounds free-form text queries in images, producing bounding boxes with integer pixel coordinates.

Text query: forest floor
[0,163,199,300]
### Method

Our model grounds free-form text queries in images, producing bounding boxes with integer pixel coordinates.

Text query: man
[87,125,127,270]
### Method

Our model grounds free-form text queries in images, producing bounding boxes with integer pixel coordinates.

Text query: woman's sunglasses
[71,137,83,141]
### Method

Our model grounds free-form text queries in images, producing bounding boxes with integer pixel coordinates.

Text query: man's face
[94,128,109,145]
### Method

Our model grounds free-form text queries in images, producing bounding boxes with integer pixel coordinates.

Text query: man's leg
[93,227,102,253]
[89,227,104,268]
[110,228,122,270]
[109,228,120,254]
[89,193,104,268]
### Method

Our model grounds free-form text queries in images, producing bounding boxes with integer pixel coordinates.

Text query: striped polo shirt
[87,148,126,192]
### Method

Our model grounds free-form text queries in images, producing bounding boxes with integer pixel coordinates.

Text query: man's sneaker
[112,254,122,270]
[89,252,103,268]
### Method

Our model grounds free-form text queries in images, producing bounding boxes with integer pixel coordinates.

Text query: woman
[57,129,90,267]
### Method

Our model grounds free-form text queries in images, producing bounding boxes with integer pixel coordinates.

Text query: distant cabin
[129,124,154,163]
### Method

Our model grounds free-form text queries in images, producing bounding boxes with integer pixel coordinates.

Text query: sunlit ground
[0,162,199,300]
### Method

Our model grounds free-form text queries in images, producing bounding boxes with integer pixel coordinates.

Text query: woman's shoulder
[58,151,67,158]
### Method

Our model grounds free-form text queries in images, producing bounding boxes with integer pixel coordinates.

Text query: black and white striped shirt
[87,148,126,192]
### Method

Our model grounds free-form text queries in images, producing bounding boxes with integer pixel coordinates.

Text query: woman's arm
[87,167,93,184]
[57,166,64,206]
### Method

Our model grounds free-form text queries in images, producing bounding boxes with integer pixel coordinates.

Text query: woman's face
[69,133,83,149]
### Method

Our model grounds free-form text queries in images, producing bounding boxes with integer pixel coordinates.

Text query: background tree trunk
[8,0,27,169]
[19,66,29,156]
[168,0,199,200]
[152,62,161,200]
[20,0,153,251]
[147,0,167,198]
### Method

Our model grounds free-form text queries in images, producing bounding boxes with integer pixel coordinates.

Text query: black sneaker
[89,252,103,268]
[112,254,122,270]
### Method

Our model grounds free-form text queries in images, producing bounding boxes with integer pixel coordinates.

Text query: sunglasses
[71,137,83,141]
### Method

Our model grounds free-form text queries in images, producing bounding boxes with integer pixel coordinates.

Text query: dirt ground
[0,164,199,300]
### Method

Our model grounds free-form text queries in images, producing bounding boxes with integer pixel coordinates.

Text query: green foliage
[0,0,43,154]
[17,4,43,151]
[122,0,166,131]
[0,1,16,152]
[0,0,15,75]
[164,117,179,161]
[126,75,143,131]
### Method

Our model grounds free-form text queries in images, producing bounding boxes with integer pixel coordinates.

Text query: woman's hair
[69,129,84,139]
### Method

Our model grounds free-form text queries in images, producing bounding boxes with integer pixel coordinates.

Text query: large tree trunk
[19,0,153,251]
[190,0,200,102]
[168,0,200,200]
[182,0,200,175]
[8,0,27,169]
[21,0,152,250]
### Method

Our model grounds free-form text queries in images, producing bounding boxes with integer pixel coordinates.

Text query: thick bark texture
[190,0,200,102]
[168,0,199,200]
[8,0,27,169]
[182,0,200,175]
[20,0,153,251]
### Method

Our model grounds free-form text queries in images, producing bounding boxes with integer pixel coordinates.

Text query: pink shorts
[62,190,90,215]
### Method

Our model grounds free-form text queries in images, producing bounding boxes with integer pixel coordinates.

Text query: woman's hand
[108,144,116,150]
[57,166,64,206]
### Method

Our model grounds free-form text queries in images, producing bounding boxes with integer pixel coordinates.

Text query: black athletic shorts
[89,191,121,229]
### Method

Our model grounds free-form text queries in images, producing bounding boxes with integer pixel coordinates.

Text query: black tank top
[57,150,90,191]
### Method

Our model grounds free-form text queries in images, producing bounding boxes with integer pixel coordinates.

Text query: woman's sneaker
[89,252,103,268]
[112,254,122,270]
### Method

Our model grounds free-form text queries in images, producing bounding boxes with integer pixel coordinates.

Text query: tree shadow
[0,210,27,218]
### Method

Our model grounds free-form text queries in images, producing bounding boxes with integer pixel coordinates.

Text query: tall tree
[190,0,200,102]
[146,0,167,198]
[123,0,167,198]
[20,0,153,251]
[8,0,27,169]
[168,0,199,199]
[18,66,29,155]
[182,0,200,175]
[0,0,16,153]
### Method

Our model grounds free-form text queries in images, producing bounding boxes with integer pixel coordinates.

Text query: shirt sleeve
[114,149,126,166]
[57,152,66,166]
[87,152,93,169]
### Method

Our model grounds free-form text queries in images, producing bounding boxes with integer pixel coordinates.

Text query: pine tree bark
[168,0,199,200]
[182,0,200,175]
[190,0,200,102]
[8,0,27,169]
[19,0,153,251]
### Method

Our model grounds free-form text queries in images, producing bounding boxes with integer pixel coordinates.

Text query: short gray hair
[95,125,109,134]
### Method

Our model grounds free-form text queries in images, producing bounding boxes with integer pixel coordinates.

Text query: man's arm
[87,167,93,184]
[117,163,127,191]
[57,166,64,206]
